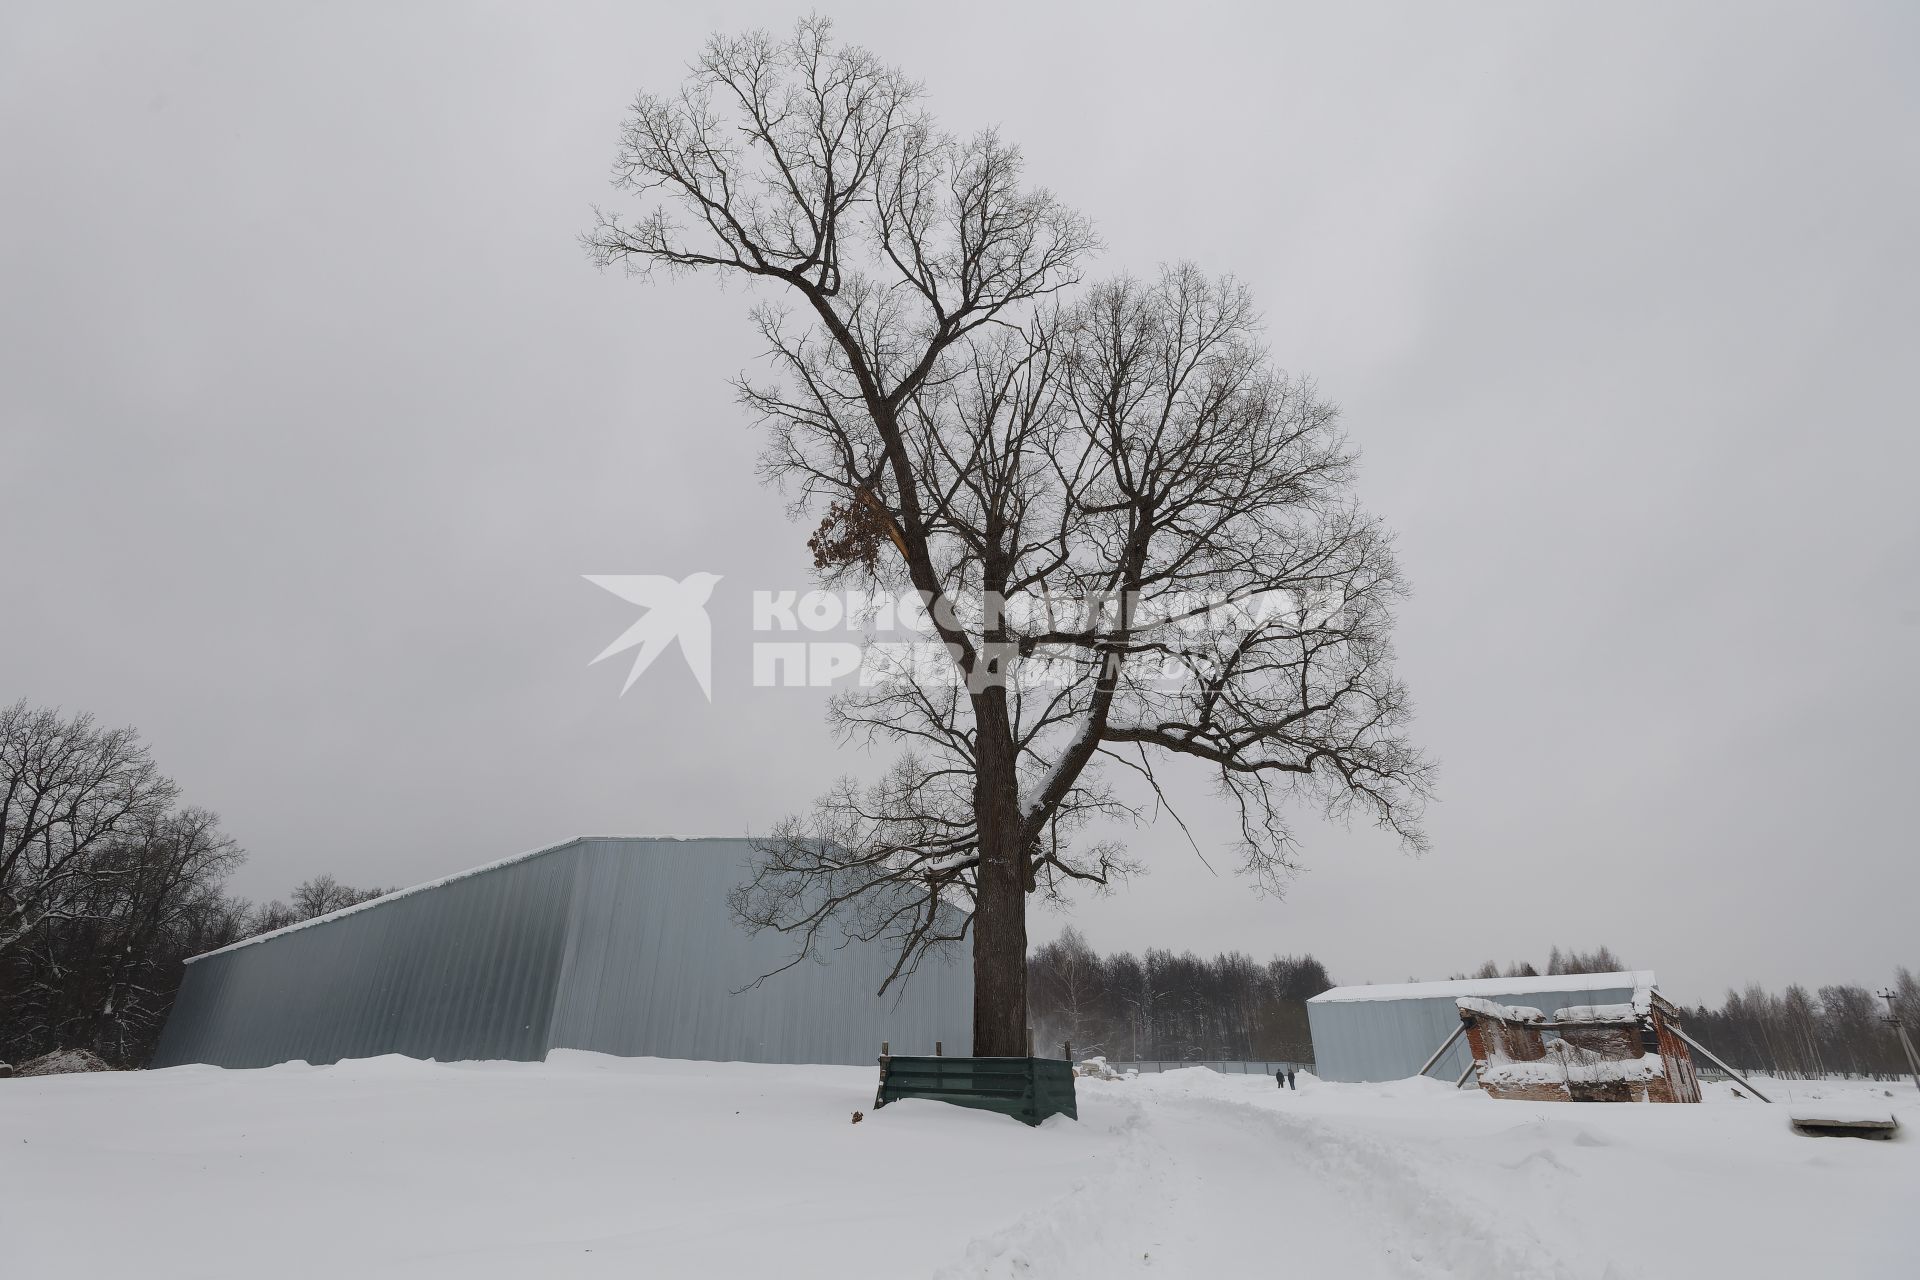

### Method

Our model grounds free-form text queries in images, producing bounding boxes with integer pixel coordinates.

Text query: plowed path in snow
[939,1080,1580,1279]
[940,1069,1911,1280]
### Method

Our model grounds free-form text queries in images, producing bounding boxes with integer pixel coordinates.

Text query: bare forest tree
[247,873,391,934]
[0,700,179,956]
[1459,959,1541,980]
[0,702,248,1066]
[589,20,1431,1053]
[1029,925,1105,1052]
[0,699,402,1066]
[1546,944,1627,977]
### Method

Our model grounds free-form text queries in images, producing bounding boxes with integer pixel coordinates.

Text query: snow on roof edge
[186,834,750,965]
[1308,971,1657,1004]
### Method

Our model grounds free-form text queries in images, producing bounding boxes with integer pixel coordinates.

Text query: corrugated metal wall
[545,838,969,1063]
[1306,977,1644,1083]
[153,837,972,1069]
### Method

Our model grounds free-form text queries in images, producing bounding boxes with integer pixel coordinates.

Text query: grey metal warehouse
[152,836,972,1069]
[1306,971,1657,1083]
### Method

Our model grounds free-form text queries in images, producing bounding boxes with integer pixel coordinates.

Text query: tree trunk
[971,836,1028,1055]
[970,703,1029,1057]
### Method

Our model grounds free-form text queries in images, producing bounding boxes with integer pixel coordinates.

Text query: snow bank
[1456,996,1545,1022]
[1548,1002,1641,1023]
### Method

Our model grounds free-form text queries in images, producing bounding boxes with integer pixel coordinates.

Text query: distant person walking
[1276,1067,1286,1089]
[1285,1069,1297,1090]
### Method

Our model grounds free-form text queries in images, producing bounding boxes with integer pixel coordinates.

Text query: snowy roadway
[2,1052,1911,1278]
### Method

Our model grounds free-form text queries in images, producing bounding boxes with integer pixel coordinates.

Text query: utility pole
[1878,989,1920,1092]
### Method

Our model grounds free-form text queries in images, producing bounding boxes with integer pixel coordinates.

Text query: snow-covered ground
[3,1053,1912,1278]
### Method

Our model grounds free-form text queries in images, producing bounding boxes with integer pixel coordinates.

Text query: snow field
[1,1052,1911,1278]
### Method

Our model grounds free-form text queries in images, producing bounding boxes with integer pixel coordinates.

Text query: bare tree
[1546,944,1627,976]
[68,806,242,1061]
[1031,925,1106,1055]
[244,873,389,937]
[590,20,1431,1054]
[290,873,387,919]
[0,701,178,957]
[1,702,246,1066]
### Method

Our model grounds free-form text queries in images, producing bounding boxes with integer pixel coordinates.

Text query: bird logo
[584,572,723,700]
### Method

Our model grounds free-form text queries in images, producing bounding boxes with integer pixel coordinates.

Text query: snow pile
[1455,996,1544,1022]
[2,1053,1913,1278]
[1786,1101,1901,1139]
[1787,1102,1898,1126]
[13,1048,113,1077]
[1549,1002,1640,1024]
[1073,1056,1127,1080]
[1481,1039,1665,1087]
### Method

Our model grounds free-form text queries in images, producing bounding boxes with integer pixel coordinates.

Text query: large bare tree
[0,700,178,957]
[588,19,1431,1056]
[1,701,250,1066]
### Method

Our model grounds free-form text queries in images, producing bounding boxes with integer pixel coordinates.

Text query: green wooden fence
[874,1054,1078,1126]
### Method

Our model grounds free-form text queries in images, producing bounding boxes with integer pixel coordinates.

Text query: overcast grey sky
[3,2,1915,1005]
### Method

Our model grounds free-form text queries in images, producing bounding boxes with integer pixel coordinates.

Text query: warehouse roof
[187,834,741,964]
[1308,971,1655,1004]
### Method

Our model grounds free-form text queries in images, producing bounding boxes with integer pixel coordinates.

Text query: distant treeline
[1028,927,1331,1063]
[1441,944,1630,982]
[1685,976,1920,1080]
[1030,931,1920,1080]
